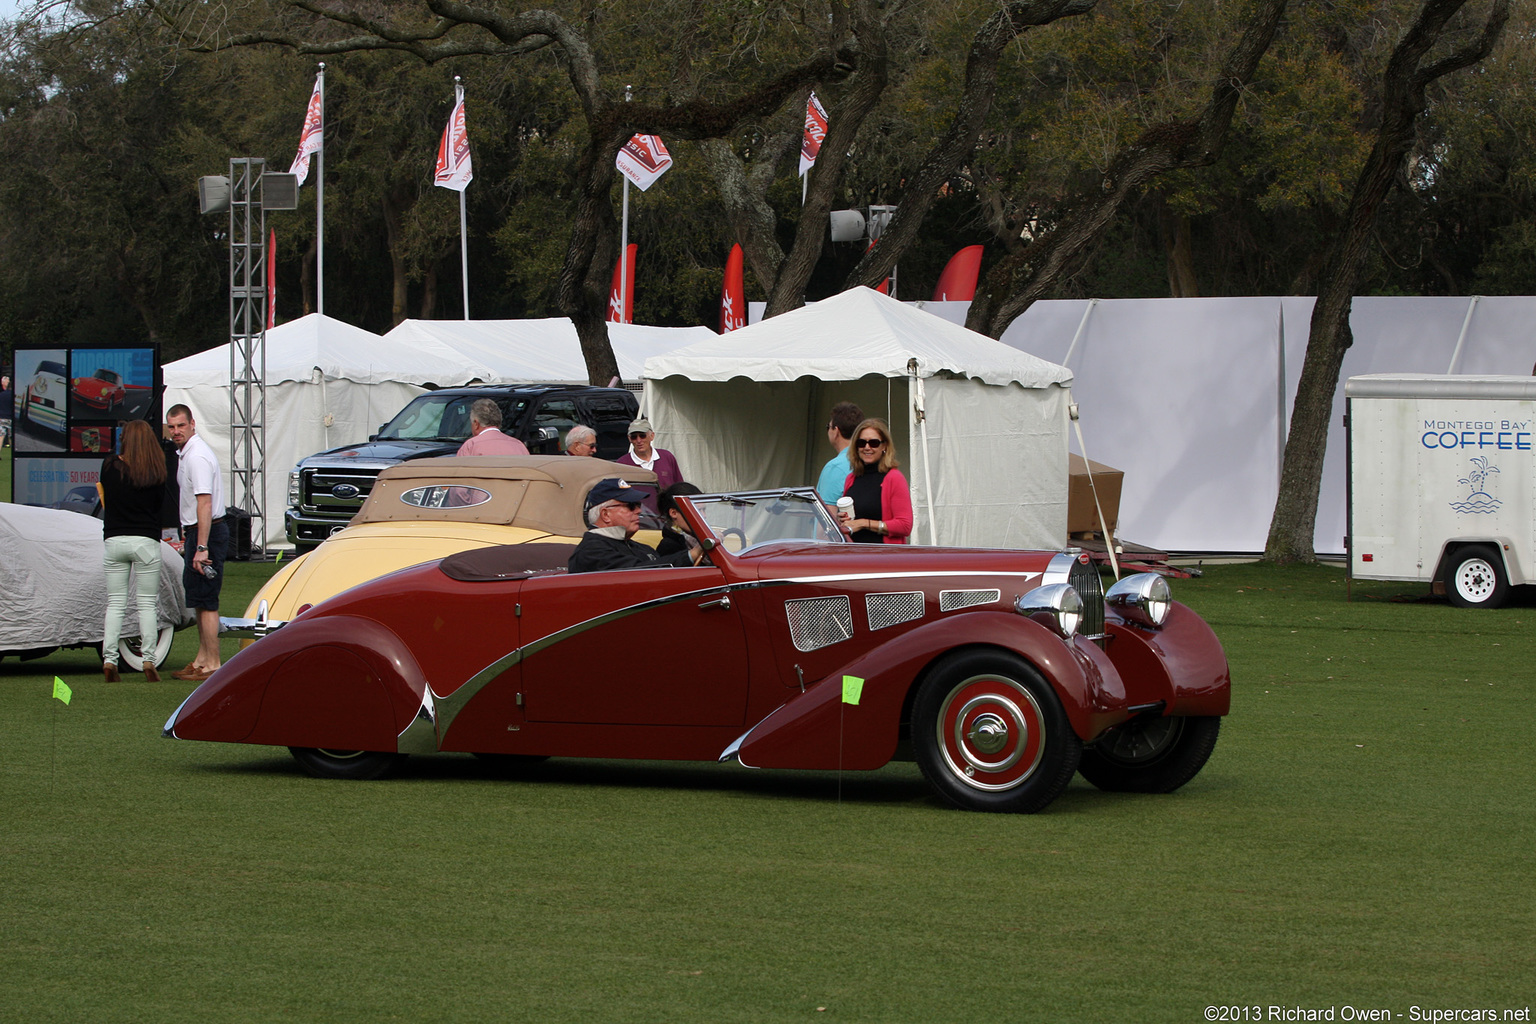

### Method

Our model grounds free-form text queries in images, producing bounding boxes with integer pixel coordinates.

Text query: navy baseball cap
[587,477,644,507]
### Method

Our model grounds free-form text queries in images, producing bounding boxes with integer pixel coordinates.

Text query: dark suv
[284,384,639,551]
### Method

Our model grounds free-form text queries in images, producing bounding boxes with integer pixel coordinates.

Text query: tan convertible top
[354,456,658,537]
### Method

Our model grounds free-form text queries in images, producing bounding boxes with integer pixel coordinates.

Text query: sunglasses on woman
[856,438,885,448]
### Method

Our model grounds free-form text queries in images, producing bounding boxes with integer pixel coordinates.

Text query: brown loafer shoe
[144,662,161,682]
[103,663,121,683]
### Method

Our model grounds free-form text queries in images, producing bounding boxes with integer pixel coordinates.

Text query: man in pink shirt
[456,399,530,457]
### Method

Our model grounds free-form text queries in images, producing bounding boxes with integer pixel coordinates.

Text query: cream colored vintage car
[243,456,659,625]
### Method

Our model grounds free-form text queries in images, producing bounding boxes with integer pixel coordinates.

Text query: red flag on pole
[932,245,983,301]
[266,230,277,330]
[799,92,828,177]
[615,136,672,191]
[289,77,323,186]
[720,244,745,333]
[608,244,637,323]
[434,84,474,192]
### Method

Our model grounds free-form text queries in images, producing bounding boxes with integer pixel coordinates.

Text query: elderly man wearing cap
[616,418,684,511]
[569,477,704,574]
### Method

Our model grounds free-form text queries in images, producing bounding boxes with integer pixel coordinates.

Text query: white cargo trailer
[1346,374,1536,608]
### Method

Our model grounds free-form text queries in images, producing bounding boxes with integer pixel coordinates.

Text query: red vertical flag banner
[799,92,828,177]
[289,78,323,185]
[932,245,983,301]
[720,244,746,333]
[608,244,637,323]
[266,230,277,330]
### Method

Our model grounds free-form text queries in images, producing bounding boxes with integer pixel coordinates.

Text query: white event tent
[644,287,1074,549]
[165,313,478,548]
[384,318,717,384]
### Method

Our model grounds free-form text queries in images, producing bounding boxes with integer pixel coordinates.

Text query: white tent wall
[986,295,1536,554]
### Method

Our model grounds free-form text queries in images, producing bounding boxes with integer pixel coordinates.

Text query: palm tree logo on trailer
[1450,456,1501,514]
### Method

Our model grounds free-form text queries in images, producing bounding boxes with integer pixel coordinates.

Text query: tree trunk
[421,263,439,321]
[1161,201,1199,298]
[1265,0,1511,564]
[381,191,409,328]
[299,235,316,317]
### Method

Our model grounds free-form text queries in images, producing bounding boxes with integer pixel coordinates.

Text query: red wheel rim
[935,675,1045,791]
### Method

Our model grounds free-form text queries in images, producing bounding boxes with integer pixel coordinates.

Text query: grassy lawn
[1,556,1531,1023]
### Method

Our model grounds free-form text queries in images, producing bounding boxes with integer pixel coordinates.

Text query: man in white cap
[568,477,702,573]
[615,418,683,511]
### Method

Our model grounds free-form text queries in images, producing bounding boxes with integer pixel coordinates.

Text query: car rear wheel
[1078,715,1221,793]
[912,651,1080,813]
[288,747,404,780]
[118,625,174,672]
[1446,545,1508,609]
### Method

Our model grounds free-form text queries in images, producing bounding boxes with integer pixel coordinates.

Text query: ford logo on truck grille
[330,483,361,500]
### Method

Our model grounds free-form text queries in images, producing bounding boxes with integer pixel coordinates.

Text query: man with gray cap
[568,477,702,573]
[616,417,683,512]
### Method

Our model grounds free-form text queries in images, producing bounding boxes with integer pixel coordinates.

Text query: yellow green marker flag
[52,677,72,705]
[841,675,864,705]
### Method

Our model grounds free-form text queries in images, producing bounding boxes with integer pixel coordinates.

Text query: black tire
[16,394,29,426]
[1445,545,1509,609]
[1078,715,1221,793]
[288,747,404,780]
[912,650,1081,813]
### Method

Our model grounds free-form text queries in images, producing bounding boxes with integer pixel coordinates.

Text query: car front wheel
[289,747,404,780]
[1078,715,1221,793]
[912,651,1080,813]
[1446,545,1509,609]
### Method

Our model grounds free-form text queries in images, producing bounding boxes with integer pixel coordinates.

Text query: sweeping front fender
[1103,601,1231,717]
[164,614,427,752]
[734,611,1109,772]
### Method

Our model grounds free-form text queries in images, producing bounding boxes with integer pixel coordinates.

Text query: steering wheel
[720,528,747,553]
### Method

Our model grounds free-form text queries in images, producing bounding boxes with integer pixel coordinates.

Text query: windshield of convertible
[687,490,845,553]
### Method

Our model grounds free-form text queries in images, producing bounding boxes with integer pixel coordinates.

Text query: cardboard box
[1068,453,1123,535]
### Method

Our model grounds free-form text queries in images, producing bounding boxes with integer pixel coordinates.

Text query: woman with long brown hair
[100,419,169,681]
[836,418,913,544]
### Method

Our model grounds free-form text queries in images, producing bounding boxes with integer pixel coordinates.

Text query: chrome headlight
[1014,583,1083,639]
[287,470,300,507]
[1105,573,1172,628]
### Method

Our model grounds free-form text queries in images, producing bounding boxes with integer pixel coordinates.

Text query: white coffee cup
[836,496,854,519]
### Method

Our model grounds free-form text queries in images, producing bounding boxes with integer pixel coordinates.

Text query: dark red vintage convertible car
[165,489,1229,813]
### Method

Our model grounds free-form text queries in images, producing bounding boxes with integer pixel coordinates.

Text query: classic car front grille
[1069,559,1106,639]
[785,596,853,652]
[300,467,379,516]
[866,591,925,631]
[939,589,1001,613]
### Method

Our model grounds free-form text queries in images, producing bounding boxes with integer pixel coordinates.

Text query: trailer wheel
[1446,545,1508,609]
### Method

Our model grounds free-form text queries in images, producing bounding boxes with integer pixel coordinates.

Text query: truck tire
[1445,545,1508,609]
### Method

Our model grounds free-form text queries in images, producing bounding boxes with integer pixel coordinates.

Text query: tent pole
[1446,295,1481,374]
[910,359,935,546]
[1061,297,1098,367]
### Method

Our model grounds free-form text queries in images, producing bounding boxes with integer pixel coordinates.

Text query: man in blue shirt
[816,401,864,504]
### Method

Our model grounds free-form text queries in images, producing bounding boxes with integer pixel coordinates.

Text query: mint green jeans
[103,535,161,667]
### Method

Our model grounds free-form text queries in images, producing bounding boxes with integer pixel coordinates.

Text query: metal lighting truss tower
[227,158,270,559]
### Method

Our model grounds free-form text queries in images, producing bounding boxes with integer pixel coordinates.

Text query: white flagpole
[316,63,325,317]
[619,85,632,324]
[456,77,470,321]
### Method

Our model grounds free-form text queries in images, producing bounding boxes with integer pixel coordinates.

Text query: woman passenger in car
[655,482,703,558]
[837,418,913,544]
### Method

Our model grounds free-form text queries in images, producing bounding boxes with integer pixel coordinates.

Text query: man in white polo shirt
[165,404,226,681]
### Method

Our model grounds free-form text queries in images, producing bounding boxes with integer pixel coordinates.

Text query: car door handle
[699,595,731,611]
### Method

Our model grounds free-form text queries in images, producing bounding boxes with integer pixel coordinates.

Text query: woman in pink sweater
[838,418,913,544]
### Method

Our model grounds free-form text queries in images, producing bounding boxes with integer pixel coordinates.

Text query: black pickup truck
[284,384,639,551]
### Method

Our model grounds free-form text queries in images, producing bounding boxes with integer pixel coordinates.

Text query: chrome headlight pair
[287,470,300,507]
[1105,573,1172,628]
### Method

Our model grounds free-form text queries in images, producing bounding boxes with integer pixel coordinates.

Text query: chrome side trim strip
[396,686,439,754]
[162,693,195,738]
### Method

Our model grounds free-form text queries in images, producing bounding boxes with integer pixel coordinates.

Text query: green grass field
[1,551,1531,1023]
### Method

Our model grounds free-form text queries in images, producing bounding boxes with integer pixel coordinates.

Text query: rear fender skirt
[164,615,427,751]
[1102,601,1230,717]
[731,612,1109,771]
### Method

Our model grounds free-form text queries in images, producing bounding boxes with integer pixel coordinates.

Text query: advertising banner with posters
[10,344,161,509]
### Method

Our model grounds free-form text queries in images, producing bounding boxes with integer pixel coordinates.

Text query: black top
[100,456,166,541]
[568,531,695,573]
[846,469,886,544]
